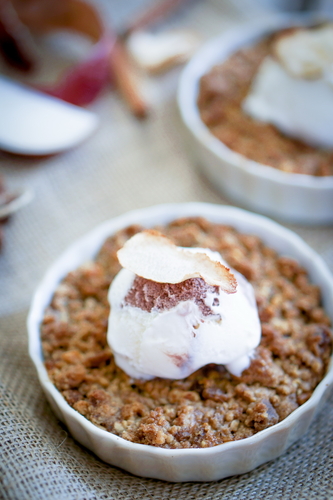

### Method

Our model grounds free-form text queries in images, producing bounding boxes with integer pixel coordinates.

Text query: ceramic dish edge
[28,203,333,481]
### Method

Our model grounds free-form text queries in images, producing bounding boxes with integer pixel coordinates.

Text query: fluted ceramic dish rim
[177,16,333,224]
[28,203,333,482]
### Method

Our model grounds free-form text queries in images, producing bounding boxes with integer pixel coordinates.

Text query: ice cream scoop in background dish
[107,230,261,380]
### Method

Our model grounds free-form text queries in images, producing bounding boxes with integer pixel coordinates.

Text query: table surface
[1,1,333,499]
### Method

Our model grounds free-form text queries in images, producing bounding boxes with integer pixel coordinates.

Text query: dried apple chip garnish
[117,230,237,293]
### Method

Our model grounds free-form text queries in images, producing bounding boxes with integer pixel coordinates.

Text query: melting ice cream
[107,231,261,380]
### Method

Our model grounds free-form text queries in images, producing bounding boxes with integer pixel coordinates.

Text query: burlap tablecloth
[1,1,333,498]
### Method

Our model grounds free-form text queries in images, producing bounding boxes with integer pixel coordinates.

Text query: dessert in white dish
[108,231,261,380]
[178,19,333,223]
[243,25,333,149]
[27,203,333,481]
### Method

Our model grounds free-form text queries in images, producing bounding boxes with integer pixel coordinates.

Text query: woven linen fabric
[1,0,333,498]
[1,311,333,499]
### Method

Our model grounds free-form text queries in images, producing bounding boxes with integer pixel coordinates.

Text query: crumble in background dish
[198,31,333,176]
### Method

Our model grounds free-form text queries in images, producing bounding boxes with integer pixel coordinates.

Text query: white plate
[177,18,333,224]
[0,76,98,156]
[28,203,333,481]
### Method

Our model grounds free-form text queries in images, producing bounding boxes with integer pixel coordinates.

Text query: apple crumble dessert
[197,27,333,176]
[41,217,332,448]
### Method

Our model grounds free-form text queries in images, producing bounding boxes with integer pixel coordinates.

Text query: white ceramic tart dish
[28,203,333,482]
[177,18,333,225]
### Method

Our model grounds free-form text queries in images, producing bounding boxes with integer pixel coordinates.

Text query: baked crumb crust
[197,31,333,176]
[41,218,332,448]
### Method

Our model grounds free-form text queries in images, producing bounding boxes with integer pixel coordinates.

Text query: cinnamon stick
[110,39,148,119]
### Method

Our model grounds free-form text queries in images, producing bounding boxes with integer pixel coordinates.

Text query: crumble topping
[41,217,332,448]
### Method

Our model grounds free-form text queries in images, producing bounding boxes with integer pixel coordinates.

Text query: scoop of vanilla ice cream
[243,25,333,149]
[107,248,261,380]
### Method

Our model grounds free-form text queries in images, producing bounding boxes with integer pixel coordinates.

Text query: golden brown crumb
[41,218,332,448]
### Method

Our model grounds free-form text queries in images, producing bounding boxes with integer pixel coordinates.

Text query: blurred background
[1,0,333,316]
